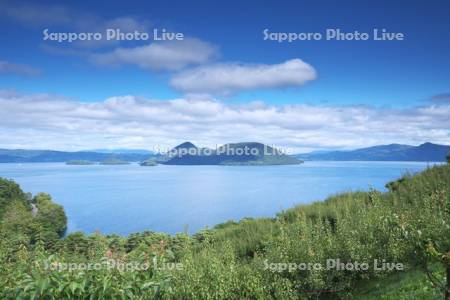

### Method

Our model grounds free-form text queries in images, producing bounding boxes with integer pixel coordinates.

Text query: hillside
[297,142,450,161]
[0,159,448,299]
[160,142,302,165]
[0,149,151,163]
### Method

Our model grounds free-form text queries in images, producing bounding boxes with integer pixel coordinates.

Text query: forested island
[100,158,131,165]
[66,160,95,165]
[140,159,158,166]
[0,156,449,299]
[154,142,302,165]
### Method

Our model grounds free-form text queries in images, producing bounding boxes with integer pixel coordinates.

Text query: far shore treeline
[0,141,449,164]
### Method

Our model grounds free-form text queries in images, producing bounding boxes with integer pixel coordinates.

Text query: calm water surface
[0,161,438,235]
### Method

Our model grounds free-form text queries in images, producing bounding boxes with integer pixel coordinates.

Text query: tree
[33,193,68,237]
[0,178,28,219]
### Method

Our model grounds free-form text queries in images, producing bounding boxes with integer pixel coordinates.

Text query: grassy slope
[0,163,448,299]
[208,164,450,298]
[350,265,443,299]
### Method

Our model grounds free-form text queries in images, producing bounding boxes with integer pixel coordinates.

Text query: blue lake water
[0,161,439,235]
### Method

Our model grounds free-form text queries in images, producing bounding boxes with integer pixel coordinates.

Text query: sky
[0,0,449,152]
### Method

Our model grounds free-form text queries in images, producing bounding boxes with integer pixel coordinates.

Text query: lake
[0,161,439,235]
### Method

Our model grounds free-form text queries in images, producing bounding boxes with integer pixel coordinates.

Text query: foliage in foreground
[349,264,443,300]
[0,163,449,299]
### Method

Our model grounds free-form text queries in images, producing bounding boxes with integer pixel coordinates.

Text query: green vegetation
[140,159,158,166]
[100,158,131,165]
[66,160,95,165]
[220,156,301,165]
[350,264,443,299]
[0,179,66,253]
[0,163,449,299]
[162,141,303,165]
[297,142,450,162]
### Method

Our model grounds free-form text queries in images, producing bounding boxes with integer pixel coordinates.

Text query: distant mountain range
[296,142,450,162]
[0,149,151,163]
[1,142,448,163]
[91,149,155,155]
[156,142,302,165]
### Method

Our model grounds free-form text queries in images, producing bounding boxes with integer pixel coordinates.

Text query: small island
[100,158,130,165]
[66,160,95,165]
[140,159,158,166]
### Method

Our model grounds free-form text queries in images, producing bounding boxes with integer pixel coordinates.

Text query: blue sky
[0,0,449,151]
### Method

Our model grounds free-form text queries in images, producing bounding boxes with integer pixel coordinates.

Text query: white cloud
[0,61,41,76]
[0,1,148,33]
[0,91,449,152]
[89,38,217,70]
[1,1,153,49]
[72,16,152,49]
[0,1,72,26]
[430,93,450,103]
[170,59,317,95]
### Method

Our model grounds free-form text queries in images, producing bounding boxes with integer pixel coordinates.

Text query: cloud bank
[0,61,41,76]
[0,1,149,39]
[0,1,72,26]
[170,59,317,95]
[89,38,218,71]
[430,93,450,103]
[0,91,449,152]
